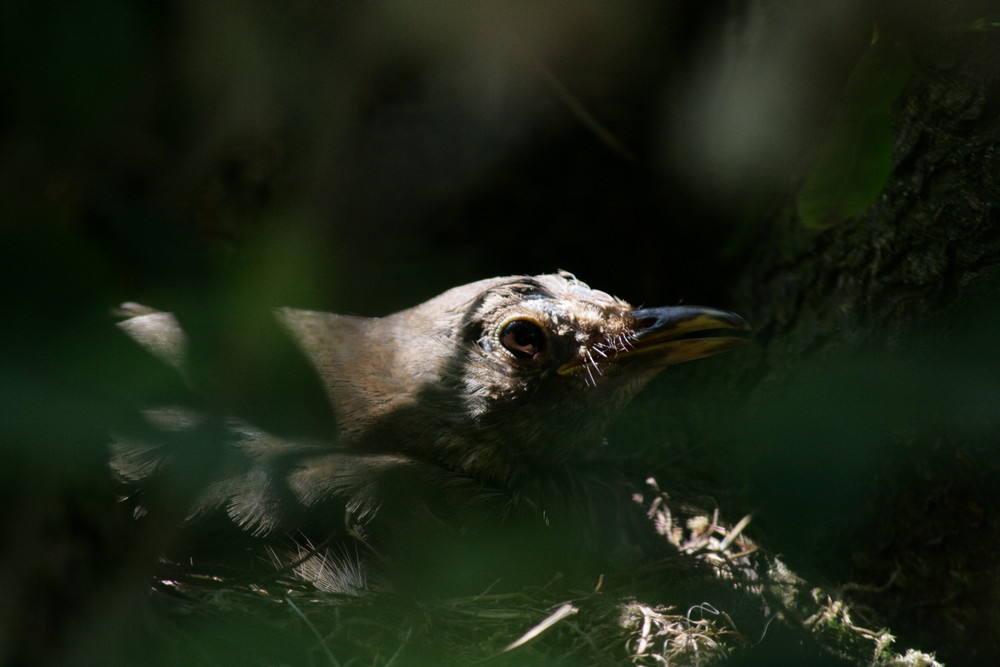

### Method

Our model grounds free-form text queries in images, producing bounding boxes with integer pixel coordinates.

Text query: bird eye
[499,319,546,361]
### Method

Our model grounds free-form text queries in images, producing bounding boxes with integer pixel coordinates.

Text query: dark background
[3,1,999,665]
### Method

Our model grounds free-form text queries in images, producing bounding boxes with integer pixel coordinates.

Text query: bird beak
[624,305,752,364]
[557,305,751,376]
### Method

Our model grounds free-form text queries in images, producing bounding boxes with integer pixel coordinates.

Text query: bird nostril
[636,317,658,330]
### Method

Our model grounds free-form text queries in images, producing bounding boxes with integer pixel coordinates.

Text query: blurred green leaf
[958,15,1000,31]
[797,32,911,230]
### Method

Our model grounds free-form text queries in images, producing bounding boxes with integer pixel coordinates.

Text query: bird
[112,271,750,595]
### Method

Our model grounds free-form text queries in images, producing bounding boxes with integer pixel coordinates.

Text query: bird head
[280,272,750,486]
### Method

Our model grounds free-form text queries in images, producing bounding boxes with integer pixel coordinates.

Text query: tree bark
[716,23,1000,666]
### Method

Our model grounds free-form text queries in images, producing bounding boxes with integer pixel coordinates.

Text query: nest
[141,478,942,666]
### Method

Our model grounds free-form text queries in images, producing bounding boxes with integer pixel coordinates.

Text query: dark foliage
[2,1,999,665]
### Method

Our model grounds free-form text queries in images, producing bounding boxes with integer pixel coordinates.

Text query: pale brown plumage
[113,271,749,594]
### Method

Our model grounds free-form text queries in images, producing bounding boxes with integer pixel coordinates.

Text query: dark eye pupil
[500,320,545,360]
